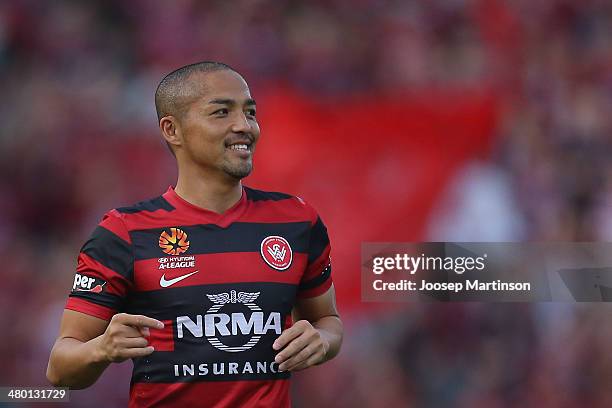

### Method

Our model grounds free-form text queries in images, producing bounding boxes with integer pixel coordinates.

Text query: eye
[212,108,228,116]
[246,108,257,117]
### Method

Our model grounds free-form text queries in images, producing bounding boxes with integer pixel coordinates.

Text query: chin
[223,164,253,180]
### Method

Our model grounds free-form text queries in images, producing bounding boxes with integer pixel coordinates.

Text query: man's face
[177,70,260,181]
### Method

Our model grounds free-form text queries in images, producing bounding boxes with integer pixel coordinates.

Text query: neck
[174,167,243,214]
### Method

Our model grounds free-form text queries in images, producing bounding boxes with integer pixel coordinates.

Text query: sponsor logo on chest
[176,290,282,353]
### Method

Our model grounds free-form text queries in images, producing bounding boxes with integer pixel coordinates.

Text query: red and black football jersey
[65,186,332,408]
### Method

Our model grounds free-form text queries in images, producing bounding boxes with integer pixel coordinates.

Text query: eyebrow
[207,98,256,107]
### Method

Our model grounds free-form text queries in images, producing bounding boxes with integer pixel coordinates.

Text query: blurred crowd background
[1,0,611,407]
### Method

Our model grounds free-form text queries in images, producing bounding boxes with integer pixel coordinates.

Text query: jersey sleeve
[65,210,134,320]
[297,208,333,299]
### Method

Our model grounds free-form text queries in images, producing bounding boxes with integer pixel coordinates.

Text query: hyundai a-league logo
[260,236,292,271]
[159,227,190,256]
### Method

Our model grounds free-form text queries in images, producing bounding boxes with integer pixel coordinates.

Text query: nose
[231,112,252,134]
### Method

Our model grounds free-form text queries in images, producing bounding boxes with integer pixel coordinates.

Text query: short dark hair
[154,61,238,121]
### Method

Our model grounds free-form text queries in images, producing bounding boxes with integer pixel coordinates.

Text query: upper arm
[293,284,339,323]
[57,309,110,342]
[297,205,333,299]
[65,211,134,321]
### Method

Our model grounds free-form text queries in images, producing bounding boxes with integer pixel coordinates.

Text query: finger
[118,337,149,349]
[273,321,308,351]
[289,361,308,372]
[275,335,309,366]
[280,345,316,372]
[289,353,322,372]
[119,346,155,359]
[117,314,164,329]
[120,325,149,338]
[139,327,150,338]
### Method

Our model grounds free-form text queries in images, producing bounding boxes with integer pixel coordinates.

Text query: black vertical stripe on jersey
[307,217,329,264]
[244,187,292,202]
[81,226,134,280]
[299,264,331,291]
[116,196,175,214]
[68,291,124,311]
[130,222,311,261]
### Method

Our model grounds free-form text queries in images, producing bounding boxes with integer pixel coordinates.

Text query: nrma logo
[176,290,281,353]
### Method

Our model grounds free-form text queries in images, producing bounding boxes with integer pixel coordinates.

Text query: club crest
[260,236,292,271]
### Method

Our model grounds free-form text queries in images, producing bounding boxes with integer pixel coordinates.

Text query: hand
[272,320,329,372]
[97,313,164,363]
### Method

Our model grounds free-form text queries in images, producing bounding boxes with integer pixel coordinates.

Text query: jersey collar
[162,186,247,227]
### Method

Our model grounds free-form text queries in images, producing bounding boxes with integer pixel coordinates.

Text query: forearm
[312,315,343,362]
[47,336,110,389]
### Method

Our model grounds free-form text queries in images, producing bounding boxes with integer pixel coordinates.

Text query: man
[47,61,343,407]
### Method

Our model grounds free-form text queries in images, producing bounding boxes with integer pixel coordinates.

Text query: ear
[159,116,182,149]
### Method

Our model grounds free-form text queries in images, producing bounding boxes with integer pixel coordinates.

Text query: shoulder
[96,194,176,238]
[243,186,294,202]
[244,186,319,223]
[115,195,175,215]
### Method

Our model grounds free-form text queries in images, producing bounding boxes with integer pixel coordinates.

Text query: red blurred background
[1,0,611,407]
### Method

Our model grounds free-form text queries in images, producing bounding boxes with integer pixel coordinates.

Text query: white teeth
[229,144,248,151]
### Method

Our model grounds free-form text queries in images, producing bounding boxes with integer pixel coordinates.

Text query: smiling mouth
[228,143,250,152]
[225,136,254,155]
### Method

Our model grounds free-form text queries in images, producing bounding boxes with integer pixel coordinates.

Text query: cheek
[183,123,220,149]
[251,122,261,140]
[184,136,224,165]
